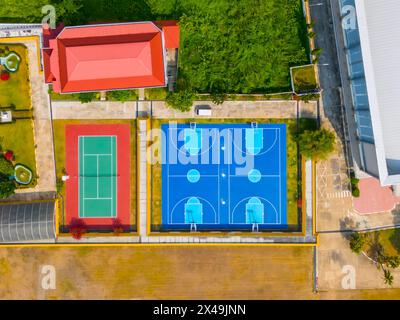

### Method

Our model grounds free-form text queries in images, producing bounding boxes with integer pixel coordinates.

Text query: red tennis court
[65,124,131,229]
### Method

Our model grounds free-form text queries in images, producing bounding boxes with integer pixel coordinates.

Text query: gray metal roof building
[339,0,400,186]
[0,201,56,243]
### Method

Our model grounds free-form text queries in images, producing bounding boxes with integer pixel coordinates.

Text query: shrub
[0,156,14,176]
[78,92,96,103]
[210,92,227,105]
[0,71,10,81]
[112,218,124,235]
[349,232,366,254]
[56,177,63,194]
[298,128,335,160]
[69,218,87,240]
[0,173,16,199]
[351,187,360,198]
[311,48,322,56]
[3,150,13,161]
[165,90,195,112]
[384,256,400,269]
[308,31,316,39]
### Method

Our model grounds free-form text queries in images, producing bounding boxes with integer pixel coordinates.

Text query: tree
[210,92,227,105]
[78,92,96,103]
[165,90,194,112]
[298,129,335,160]
[0,156,14,176]
[383,268,394,286]
[349,232,366,254]
[0,174,16,199]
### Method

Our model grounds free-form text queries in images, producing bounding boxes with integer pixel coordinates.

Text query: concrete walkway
[51,101,137,119]
[138,120,147,237]
[51,99,317,120]
[152,100,317,119]
[5,38,56,194]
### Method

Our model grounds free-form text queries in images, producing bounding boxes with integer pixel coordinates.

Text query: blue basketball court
[161,123,287,231]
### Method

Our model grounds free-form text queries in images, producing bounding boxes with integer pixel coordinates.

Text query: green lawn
[145,88,168,101]
[0,44,31,110]
[48,86,101,101]
[0,119,36,188]
[371,229,400,257]
[52,119,137,228]
[291,65,318,94]
[150,118,316,231]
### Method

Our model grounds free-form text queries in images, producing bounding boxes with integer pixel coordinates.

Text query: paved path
[4,38,56,194]
[51,101,137,119]
[152,100,317,119]
[51,99,317,120]
[138,120,147,237]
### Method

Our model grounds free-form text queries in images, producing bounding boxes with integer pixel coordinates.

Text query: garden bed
[0,44,31,110]
[0,119,36,188]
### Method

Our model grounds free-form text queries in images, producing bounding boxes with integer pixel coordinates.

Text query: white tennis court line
[78,135,118,218]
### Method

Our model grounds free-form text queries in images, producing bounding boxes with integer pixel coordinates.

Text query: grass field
[0,119,36,187]
[0,44,31,110]
[52,119,137,228]
[0,246,313,299]
[150,118,316,230]
[291,65,318,94]
[371,229,400,257]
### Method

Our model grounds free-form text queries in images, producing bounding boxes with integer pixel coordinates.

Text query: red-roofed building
[42,21,179,93]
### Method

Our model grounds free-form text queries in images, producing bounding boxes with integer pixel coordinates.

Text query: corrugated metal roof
[0,201,56,243]
[356,0,400,185]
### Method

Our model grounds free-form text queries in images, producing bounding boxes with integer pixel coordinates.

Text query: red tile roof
[43,22,173,93]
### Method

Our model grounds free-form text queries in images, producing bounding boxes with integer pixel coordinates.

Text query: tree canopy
[1,0,309,94]
[298,128,336,160]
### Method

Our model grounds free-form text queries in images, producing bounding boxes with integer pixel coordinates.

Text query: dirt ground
[0,246,314,300]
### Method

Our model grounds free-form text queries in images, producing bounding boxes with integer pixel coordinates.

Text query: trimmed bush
[0,156,14,176]
[352,187,360,198]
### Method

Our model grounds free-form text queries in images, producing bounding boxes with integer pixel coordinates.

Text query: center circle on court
[248,169,261,183]
[187,169,201,183]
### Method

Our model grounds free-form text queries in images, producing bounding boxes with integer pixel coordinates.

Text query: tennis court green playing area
[78,136,117,218]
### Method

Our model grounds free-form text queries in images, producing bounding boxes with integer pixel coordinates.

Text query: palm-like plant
[383,269,394,286]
